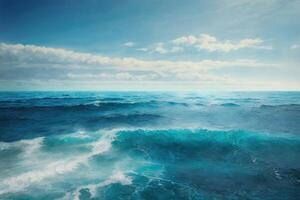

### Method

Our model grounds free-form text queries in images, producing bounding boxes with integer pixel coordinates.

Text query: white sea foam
[60,130,91,139]
[0,141,10,151]
[0,157,86,195]
[86,171,132,198]
[0,137,44,154]
[0,131,116,195]
[59,171,132,200]
[20,137,44,158]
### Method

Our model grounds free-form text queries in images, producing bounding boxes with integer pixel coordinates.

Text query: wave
[0,103,259,113]
[110,128,300,184]
[2,99,300,111]
[59,171,132,200]
[99,97,125,101]
[0,137,43,156]
[110,128,300,199]
[87,113,163,124]
[260,104,300,110]
[220,103,240,107]
[0,97,85,104]
[0,130,116,195]
[0,100,158,110]
[1,128,300,199]
[216,98,260,101]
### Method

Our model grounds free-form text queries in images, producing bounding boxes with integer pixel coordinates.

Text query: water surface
[0,92,299,199]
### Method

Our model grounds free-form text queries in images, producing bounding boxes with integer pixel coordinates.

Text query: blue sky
[0,0,299,90]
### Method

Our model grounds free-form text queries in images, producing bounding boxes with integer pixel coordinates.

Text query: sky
[0,0,300,91]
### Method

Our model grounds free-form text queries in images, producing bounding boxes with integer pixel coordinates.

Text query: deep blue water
[0,91,300,200]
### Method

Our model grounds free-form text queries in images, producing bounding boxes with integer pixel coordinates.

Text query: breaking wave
[0,130,115,195]
[1,128,300,199]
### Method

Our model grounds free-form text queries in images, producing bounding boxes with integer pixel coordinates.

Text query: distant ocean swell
[1,128,300,199]
[1,102,300,142]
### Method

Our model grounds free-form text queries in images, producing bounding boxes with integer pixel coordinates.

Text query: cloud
[290,44,299,49]
[67,72,159,81]
[136,34,271,55]
[172,35,199,45]
[123,42,135,47]
[172,34,272,52]
[170,46,184,53]
[153,43,168,54]
[175,72,233,82]
[136,48,148,52]
[137,43,183,54]
[0,42,277,87]
[1,43,274,72]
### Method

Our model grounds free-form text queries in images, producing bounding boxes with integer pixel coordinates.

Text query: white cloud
[172,35,199,45]
[170,46,184,53]
[67,72,158,81]
[153,43,168,54]
[136,48,148,52]
[0,43,277,87]
[137,34,271,55]
[123,42,135,47]
[290,44,299,49]
[175,72,233,82]
[137,43,184,54]
[0,43,274,73]
[172,34,272,52]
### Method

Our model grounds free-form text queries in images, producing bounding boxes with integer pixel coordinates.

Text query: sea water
[0,91,299,199]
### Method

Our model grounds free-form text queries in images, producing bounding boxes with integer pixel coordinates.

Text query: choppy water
[0,91,300,200]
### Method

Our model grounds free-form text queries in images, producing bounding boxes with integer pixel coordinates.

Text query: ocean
[0,91,299,199]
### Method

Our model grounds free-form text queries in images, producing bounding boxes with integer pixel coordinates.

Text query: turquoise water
[0,92,300,199]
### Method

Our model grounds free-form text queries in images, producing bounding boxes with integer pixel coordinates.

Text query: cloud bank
[172,34,272,52]
[0,42,279,90]
[0,43,272,72]
[135,34,271,55]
